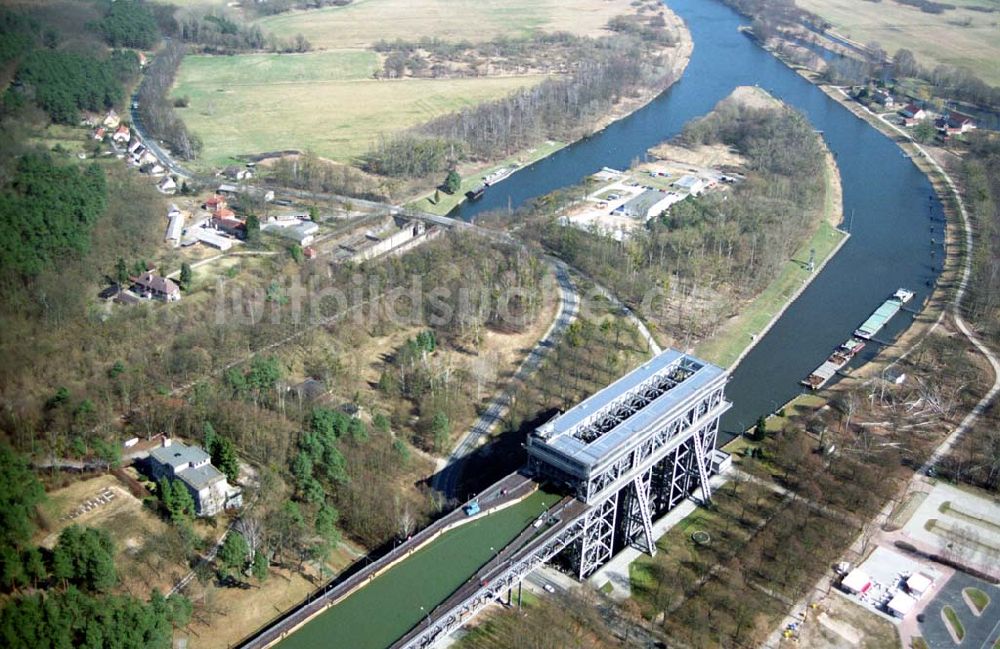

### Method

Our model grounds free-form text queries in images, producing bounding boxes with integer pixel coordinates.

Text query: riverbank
[720,26,968,430]
[407,4,694,216]
[759,49,967,387]
[694,131,848,370]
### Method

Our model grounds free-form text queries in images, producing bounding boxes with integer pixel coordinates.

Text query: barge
[853,288,914,340]
[482,164,519,186]
[465,184,486,200]
[801,288,913,391]
[801,337,867,390]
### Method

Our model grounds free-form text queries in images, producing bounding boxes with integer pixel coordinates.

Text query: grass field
[173,50,544,167]
[256,0,632,49]
[796,0,1000,85]
[942,605,966,641]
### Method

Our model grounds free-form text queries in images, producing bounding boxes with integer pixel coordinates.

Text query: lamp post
[420,605,431,626]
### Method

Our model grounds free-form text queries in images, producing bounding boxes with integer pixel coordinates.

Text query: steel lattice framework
[526,350,729,577]
[394,350,730,649]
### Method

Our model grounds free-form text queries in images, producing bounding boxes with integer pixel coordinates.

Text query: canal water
[275,489,558,649]
[452,0,944,440]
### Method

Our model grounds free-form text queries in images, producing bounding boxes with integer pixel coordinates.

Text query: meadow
[796,0,1000,85]
[172,50,544,167]
[255,0,631,49]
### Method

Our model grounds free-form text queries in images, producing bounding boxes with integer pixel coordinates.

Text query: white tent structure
[888,591,917,618]
[842,568,872,594]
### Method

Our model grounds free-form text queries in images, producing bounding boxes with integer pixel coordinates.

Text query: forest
[946,131,1000,491]
[0,154,107,283]
[136,42,201,160]
[0,447,191,648]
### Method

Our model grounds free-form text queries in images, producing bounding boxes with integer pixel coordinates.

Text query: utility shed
[906,572,933,596]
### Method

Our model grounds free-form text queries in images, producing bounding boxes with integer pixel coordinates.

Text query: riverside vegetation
[516,90,832,348]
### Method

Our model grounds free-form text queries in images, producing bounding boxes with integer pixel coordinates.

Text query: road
[432,257,580,500]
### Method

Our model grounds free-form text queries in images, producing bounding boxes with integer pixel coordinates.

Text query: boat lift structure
[393,350,731,649]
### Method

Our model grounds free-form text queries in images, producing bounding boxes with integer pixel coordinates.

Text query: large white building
[147,438,242,517]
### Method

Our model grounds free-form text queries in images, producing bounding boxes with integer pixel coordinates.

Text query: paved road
[432,257,580,500]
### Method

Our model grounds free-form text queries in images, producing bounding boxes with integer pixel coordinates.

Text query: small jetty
[482,164,519,187]
[801,337,866,390]
[465,184,486,200]
[853,288,915,340]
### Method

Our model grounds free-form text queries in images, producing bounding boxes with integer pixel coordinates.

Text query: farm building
[937,111,977,135]
[165,211,185,245]
[194,229,234,251]
[265,220,319,246]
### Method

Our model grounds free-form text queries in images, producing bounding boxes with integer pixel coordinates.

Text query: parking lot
[918,572,1000,648]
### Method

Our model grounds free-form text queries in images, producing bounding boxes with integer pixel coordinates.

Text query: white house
[157,177,177,195]
[146,438,242,517]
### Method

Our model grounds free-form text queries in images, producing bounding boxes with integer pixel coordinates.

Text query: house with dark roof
[131,271,181,302]
[211,215,246,238]
[146,438,242,517]
[936,111,977,135]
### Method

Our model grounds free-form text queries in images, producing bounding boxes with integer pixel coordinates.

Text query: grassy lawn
[256,0,631,49]
[942,605,965,642]
[963,587,989,615]
[408,140,565,214]
[695,149,845,368]
[173,50,545,168]
[796,0,1000,85]
[911,638,929,649]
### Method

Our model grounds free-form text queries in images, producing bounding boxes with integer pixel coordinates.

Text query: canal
[452,0,944,441]
[274,488,559,649]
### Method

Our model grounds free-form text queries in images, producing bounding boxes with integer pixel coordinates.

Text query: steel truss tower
[526,350,730,578]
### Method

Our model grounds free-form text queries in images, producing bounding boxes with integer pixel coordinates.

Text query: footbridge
[392,349,731,649]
